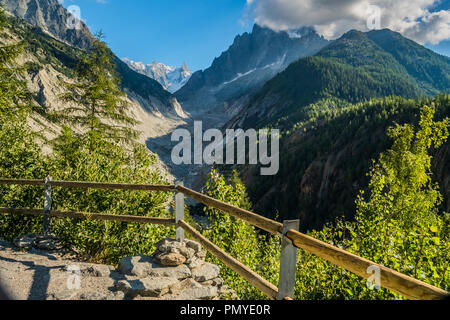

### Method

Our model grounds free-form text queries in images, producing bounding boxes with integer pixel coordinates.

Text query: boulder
[155,252,186,267]
[192,263,220,282]
[117,255,153,277]
[185,240,202,253]
[178,246,195,260]
[176,286,218,300]
[169,278,202,295]
[115,277,178,298]
[118,255,191,280]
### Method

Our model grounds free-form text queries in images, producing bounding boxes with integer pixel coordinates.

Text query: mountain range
[2,0,449,231]
[175,24,330,113]
[227,29,450,131]
[122,59,192,93]
[0,0,184,120]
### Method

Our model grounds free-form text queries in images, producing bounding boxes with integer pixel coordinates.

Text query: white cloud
[247,0,450,44]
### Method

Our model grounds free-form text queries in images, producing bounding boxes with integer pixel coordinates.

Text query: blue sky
[61,0,449,72]
[61,0,252,71]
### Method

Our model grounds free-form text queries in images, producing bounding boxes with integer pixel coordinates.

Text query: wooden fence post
[175,180,185,242]
[277,219,299,300]
[43,176,52,235]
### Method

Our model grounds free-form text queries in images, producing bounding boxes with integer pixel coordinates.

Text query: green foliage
[202,169,280,299]
[0,16,174,264]
[58,32,139,145]
[203,104,449,299]
[0,8,30,121]
[243,94,450,230]
[357,104,449,226]
[44,127,174,263]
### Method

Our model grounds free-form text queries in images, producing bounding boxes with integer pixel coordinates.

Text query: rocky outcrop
[0,236,236,300]
[175,24,329,112]
[0,0,94,49]
[115,238,237,300]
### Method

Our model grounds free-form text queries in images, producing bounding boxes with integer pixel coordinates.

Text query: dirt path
[0,239,124,300]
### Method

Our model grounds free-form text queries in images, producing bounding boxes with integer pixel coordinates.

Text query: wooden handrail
[0,178,45,186]
[286,229,448,300]
[0,208,176,226]
[178,219,279,300]
[176,185,283,236]
[0,179,175,192]
[50,180,175,192]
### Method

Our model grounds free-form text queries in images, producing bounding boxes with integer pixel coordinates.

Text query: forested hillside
[232,95,450,230]
[228,29,450,131]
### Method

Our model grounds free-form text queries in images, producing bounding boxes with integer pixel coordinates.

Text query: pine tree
[0,7,30,121]
[59,32,139,145]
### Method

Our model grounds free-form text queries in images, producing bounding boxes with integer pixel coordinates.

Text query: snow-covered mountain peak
[122,58,192,93]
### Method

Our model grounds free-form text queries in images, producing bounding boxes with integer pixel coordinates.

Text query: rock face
[0,0,94,49]
[175,24,329,112]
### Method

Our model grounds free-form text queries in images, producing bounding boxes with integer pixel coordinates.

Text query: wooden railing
[0,177,448,300]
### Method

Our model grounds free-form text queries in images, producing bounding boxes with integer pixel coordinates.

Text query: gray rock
[155,252,186,266]
[158,239,183,254]
[115,277,178,298]
[178,246,195,260]
[36,239,56,250]
[169,278,202,295]
[196,249,207,259]
[118,255,191,280]
[62,264,111,277]
[176,286,218,300]
[192,263,220,282]
[186,257,205,270]
[117,255,153,277]
[82,264,111,277]
[13,234,36,250]
[200,277,223,287]
[185,240,202,253]
[147,263,191,280]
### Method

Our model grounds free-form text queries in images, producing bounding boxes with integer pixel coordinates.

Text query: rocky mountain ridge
[123,58,192,93]
[175,24,330,114]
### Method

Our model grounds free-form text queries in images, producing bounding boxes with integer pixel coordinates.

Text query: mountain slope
[366,29,450,94]
[236,95,450,231]
[0,0,93,49]
[175,24,329,113]
[1,0,183,119]
[228,29,450,131]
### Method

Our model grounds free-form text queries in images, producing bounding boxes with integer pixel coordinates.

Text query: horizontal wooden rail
[176,185,283,236]
[50,180,175,192]
[178,219,279,300]
[0,208,176,226]
[286,229,448,300]
[0,178,175,192]
[0,179,45,186]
